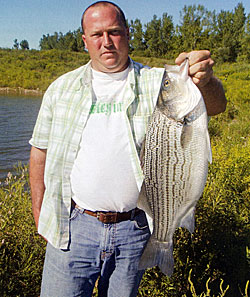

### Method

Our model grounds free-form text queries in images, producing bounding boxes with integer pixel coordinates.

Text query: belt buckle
[97,212,118,223]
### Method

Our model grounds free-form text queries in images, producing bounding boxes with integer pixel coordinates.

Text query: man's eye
[111,30,120,35]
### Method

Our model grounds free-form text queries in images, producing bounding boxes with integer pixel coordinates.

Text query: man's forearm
[198,75,227,116]
[29,146,47,229]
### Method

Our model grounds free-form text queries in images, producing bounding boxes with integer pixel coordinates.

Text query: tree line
[11,3,250,63]
[36,3,250,63]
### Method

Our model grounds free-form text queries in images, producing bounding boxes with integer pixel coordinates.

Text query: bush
[0,49,90,92]
[0,166,46,296]
[0,57,249,296]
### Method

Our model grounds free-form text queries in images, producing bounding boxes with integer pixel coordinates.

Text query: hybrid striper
[137,59,212,276]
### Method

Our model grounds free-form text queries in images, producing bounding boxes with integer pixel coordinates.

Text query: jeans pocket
[133,211,149,230]
[69,207,80,221]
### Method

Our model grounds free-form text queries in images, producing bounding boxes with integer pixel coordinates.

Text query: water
[0,94,42,180]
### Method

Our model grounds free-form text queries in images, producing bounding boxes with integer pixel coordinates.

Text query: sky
[0,0,249,50]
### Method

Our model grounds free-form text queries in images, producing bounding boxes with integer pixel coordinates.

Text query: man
[29,1,227,297]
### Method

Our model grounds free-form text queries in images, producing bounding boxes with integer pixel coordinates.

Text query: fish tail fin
[139,236,174,276]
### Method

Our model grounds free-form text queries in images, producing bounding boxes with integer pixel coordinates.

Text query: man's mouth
[102,51,115,55]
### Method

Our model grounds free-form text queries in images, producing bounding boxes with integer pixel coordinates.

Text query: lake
[0,94,42,180]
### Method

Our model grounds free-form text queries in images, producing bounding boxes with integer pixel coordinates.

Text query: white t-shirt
[70,67,139,212]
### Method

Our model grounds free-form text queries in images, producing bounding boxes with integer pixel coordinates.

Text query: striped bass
[137,59,212,276]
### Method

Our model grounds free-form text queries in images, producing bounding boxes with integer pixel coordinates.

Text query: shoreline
[0,87,44,96]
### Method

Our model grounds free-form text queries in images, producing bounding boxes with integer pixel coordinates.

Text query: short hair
[81,1,127,33]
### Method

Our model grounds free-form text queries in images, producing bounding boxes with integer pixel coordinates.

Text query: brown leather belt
[75,204,141,224]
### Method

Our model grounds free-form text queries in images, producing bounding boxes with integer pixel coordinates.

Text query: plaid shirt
[29,58,164,248]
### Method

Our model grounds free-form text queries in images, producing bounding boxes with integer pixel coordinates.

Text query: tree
[144,15,163,57]
[232,3,246,58]
[20,40,29,50]
[214,3,246,62]
[13,39,19,50]
[39,33,59,50]
[129,18,146,54]
[39,29,84,52]
[159,13,174,57]
[176,5,210,52]
[59,31,78,51]
[239,12,250,61]
[74,28,85,52]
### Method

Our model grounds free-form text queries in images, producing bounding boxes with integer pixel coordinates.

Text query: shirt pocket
[133,115,152,148]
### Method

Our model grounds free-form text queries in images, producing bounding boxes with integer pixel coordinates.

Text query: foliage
[13,39,19,50]
[176,5,212,52]
[39,29,84,52]
[13,39,30,51]
[0,49,174,92]
[0,48,90,91]
[239,13,250,62]
[129,19,147,54]
[19,40,29,50]
[30,3,250,62]
[0,166,46,296]
[0,57,249,296]
[212,3,246,63]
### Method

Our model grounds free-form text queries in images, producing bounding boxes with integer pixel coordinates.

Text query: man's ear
[82,34,88,50]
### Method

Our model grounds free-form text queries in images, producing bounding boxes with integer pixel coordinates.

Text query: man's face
[82,5,130,73]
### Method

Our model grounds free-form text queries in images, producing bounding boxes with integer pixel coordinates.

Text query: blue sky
[0,0,249,49]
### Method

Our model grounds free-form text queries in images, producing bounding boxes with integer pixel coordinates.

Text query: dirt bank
[0,87,44,96]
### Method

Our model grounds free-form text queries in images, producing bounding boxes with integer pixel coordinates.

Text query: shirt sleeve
[29,88,53,149]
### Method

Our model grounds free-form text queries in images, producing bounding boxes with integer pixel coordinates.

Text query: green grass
[0,166,46,296]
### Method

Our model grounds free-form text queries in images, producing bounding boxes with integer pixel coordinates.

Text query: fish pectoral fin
[179,206,196,233]
[180,124,193,148]
[206,130,212,163]
[139,236,174,276]
[139,140,146,168]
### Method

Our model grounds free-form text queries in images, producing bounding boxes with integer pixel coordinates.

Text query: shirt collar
[79,57,139,89]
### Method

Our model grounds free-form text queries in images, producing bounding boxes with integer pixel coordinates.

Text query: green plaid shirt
[29,58,164,248]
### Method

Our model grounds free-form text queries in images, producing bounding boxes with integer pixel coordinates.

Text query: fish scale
[138,59,211,276]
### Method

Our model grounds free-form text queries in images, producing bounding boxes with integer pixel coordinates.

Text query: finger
[175,52,188,65]
[188,50,211,66]
[192,67,214,87]
[175,50,211,66]
[189,58,214,77]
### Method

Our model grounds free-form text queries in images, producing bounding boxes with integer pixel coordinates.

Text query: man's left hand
[175,50,214,88]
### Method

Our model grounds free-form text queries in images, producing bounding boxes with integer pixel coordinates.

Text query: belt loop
[131,208,136,219]
[96,212,100,218]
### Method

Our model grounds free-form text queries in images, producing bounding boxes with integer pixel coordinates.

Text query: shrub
[0,57,249,297]
[0,166,46,296]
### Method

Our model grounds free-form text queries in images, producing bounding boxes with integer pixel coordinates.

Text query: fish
[137,58,212,276]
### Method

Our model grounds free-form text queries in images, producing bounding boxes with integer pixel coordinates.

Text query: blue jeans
[40,207,150,297]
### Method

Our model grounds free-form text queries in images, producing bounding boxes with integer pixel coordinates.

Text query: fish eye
[163,79,170,88]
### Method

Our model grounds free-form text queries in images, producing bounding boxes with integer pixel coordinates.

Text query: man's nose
[103,32,112,46]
